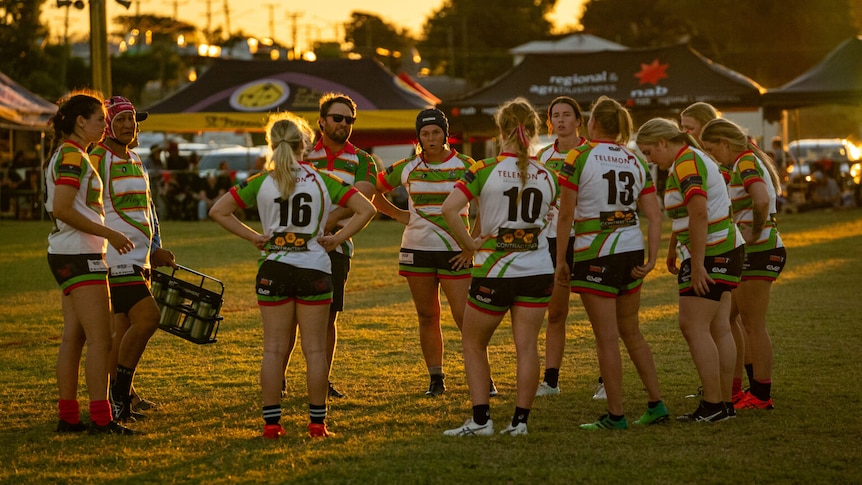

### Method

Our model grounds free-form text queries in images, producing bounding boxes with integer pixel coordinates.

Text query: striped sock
[309,403,326,424]
[263,404,281,425]
[58,399,80,424]
[90,399,112,426]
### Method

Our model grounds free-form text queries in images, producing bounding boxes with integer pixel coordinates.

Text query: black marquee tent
[145,58,435,146]
[763,36,862,112]
[442,43,765,136]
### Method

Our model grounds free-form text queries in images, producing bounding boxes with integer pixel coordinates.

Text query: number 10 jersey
[455,153,558,279]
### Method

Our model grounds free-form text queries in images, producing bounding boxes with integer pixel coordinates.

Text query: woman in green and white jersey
[637,118,744,423]
[374,109,476,397]
[209,112,375,439]
[441,98,557,437]
[700,118,786,411]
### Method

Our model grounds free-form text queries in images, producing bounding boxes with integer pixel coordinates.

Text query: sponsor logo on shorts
[110,264,135,276]
[475,295,492,303]
[586,275,603,283]
[399,252,415,264]
[478,286,495,295]
[714,257,730,264]
[589,265,605,273]
[766,265,781,272]
[769,255,784,262]
[257,288,271,295]
[712,267,728,274]
[87,259,107,272]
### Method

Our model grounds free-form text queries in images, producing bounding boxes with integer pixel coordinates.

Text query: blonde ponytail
[265,112,314,198]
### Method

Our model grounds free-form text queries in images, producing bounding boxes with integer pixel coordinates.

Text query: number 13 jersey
[454,153,558,278]
[560,141,655,261]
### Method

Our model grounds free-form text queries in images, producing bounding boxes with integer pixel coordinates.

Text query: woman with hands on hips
[209,112,375,439]
[373,109,478,397]
[441,98,557,437]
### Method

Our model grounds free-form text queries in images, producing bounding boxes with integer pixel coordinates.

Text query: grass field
[1,209,861,484]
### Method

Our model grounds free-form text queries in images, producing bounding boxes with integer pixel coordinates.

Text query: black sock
[114,365,135,402]
[512,407,530,426]
[749,379,772,401]
[309,403,326,424]
[648,400,661,409]
[428,366,443,378]
[263,404,281,425]
[608,412,624,422]
[542,368,559,388]
[744,364,755,386]
[702,400,724,413]
[472,404,490,425]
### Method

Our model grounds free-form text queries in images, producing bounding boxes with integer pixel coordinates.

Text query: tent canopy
[0,71,56,131]
[763,36,862,110]
[442,43,764,135]
[144,58,435,146]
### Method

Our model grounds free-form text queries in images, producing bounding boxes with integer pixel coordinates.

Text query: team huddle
[45,89,784,438]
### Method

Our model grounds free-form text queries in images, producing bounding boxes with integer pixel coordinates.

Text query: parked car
[785,138,862,206]
[197,145,269,183]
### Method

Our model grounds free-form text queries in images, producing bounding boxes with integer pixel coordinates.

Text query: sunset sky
[44,0,587,49]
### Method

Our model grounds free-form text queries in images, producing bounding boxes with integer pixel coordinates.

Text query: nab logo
[230,79,290,112]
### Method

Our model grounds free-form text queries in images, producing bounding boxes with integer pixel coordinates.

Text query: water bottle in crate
[153,265,224,344]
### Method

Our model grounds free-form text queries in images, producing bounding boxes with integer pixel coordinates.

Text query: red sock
[58,399,80,424]
[90,399,113,426]
[732,378,743,396]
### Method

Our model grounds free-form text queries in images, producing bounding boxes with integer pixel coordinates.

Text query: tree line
[1,0,860,104]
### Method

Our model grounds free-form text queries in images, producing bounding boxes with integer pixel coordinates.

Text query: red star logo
[635,59,669,85]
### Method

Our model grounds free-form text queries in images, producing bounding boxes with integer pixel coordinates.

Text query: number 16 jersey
[229,162,358,273]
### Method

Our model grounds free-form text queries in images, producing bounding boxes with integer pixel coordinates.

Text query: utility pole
[164,0,188,20]
[222,0,231,40]
[90,0,111,96]
[204,0,212,42]
[286,11,303,58]
[261,4,275,40]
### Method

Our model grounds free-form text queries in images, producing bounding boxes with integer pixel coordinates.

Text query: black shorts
[397,249,471,279]
[547,237,574,269]
[256,260,333,306]
[47,252,107,295]
[468,274,554,315]
[108,264,152,314]
[679,246,744,301]
[571,251,645,297]
[742,247,787,281]
[329,252,351,312]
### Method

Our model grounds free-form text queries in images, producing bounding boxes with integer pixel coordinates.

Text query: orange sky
[44,0,587,49]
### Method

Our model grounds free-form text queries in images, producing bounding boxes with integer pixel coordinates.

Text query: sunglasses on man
[325,114,356,125]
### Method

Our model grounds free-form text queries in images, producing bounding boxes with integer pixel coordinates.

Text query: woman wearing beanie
[374,109,483,397]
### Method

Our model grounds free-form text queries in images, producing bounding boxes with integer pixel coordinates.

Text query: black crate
[152,265,224,344]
